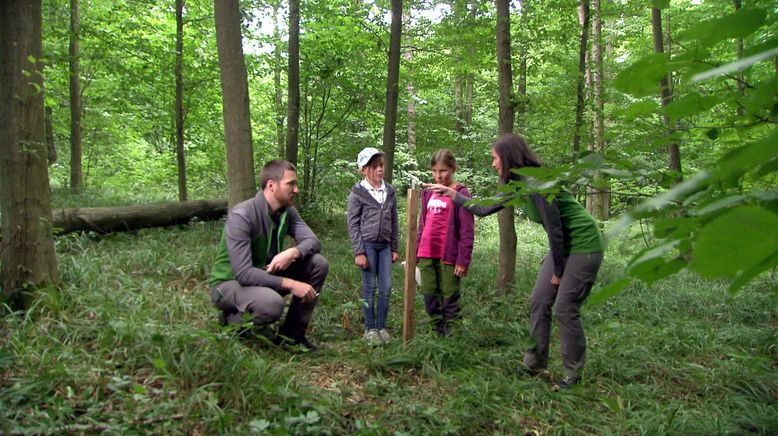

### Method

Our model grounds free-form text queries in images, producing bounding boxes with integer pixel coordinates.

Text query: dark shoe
[553,375,581,391]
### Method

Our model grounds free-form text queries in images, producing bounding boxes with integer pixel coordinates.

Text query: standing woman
[424,133,604,389]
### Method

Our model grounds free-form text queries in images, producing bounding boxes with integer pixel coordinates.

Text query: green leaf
[728,250,778,294]
[623,100,659,121]
[692,46,778,84]
[678,8,766,47]
[691,206,778,278]
[664,93,718,124]
[713,130,778,182]
[586,278,632,306]
[614,53,668,97]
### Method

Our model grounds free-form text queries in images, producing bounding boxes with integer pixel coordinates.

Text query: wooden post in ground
[403,188,420,347]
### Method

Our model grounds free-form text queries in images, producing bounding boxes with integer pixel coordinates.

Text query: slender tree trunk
[573,0,590,157]
[214,0,256,207]
[69,0,82,194]
[0,0,60,309]
[651,6,682,183]
[515,0,528,131]
[586,0,609,219]
[175,0,187,201]
[734,0,745,116]
[404,7,416,157]
[286,0,300,166]
[45,105,57,164]
[273,1,285,158]
[496,0,517,294]
[382,0,402,184]
[465,0,476,127]
[454,74,464,133]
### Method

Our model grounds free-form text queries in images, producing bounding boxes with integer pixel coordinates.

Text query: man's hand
[266,247,300,274]
[282,278,317,303]
[454,264,468,278]
[355,254,368,269]
[550,274,561,290]
[391,251,400,263]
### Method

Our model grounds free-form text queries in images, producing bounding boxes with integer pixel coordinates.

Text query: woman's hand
[422,183,456,198]
[550,274,561,289]
[454,264,468,278]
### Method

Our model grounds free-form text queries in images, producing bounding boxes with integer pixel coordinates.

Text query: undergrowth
[1,210,776,434]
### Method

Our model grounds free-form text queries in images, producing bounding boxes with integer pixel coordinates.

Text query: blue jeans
[361,241,392,330]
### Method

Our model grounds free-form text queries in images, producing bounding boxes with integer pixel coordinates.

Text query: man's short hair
[260,160,296,189]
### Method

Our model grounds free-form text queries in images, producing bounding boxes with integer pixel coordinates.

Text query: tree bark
[214,0,256,207]
[273,0,285,158]
[48,200,227,235]
[0,0,60,309]
[175,0,187,201]
[496,0,517,294]
[382,0,402,184]
[69,0,82,194]
[573,0,590,157]
[45,105,57,164]
[286,0,300,166]
[651,6,682,183]
[586,0,609,220]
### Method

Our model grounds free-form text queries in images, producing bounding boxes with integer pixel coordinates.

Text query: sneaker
[363,329,382,346]
[553,375,581,391]
[377,329,391,343]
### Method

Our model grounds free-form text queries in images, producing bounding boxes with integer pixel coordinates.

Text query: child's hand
[391,251,399,263]
[422,183,455,198]
[454,264,468,278]
[355,254,368,269]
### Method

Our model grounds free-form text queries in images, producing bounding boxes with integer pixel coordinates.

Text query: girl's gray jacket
[347,182,399,256]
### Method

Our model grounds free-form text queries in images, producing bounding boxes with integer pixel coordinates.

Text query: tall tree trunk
[651,6,682,183]
[273,1,285,158]
[572,0,590,157]
[496,0,517,294]
[586,0,609,219]
[214,0,256,207]
[175,0,187,201]
[45,105,57,164]
[286,0,300,166]
[404,7,416,158]
[382,0,402,184]
[69,0,82,194]
[0,0,60,309]
[465,0,476,127]
[734,0,744,116]
[515,0,528,131]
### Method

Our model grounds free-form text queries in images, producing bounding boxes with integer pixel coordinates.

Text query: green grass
[1,212,776,434]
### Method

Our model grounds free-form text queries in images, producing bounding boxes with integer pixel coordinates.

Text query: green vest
[209,211,289,286]
[521,191,604,254]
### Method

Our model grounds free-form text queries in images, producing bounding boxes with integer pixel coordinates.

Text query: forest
[1,0,776,433]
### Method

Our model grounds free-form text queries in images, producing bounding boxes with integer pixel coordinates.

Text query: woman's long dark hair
[491,133,542,183]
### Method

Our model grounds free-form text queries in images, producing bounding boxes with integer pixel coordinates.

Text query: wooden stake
[403,188,420,346]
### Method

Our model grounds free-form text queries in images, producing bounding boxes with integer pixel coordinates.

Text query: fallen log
[50,199,228,235]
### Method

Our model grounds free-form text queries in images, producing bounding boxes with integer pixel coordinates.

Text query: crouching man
[209,160,328,351]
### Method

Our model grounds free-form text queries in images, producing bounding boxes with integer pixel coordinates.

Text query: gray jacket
[347,182,399,255]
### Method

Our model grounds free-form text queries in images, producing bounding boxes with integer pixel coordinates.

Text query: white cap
[357,147,384,169]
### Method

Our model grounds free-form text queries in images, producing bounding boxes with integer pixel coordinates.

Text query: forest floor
[1,211,776,434]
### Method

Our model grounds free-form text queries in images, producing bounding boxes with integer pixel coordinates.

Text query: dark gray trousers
[210,253,329,341]
[523,251,603,377]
